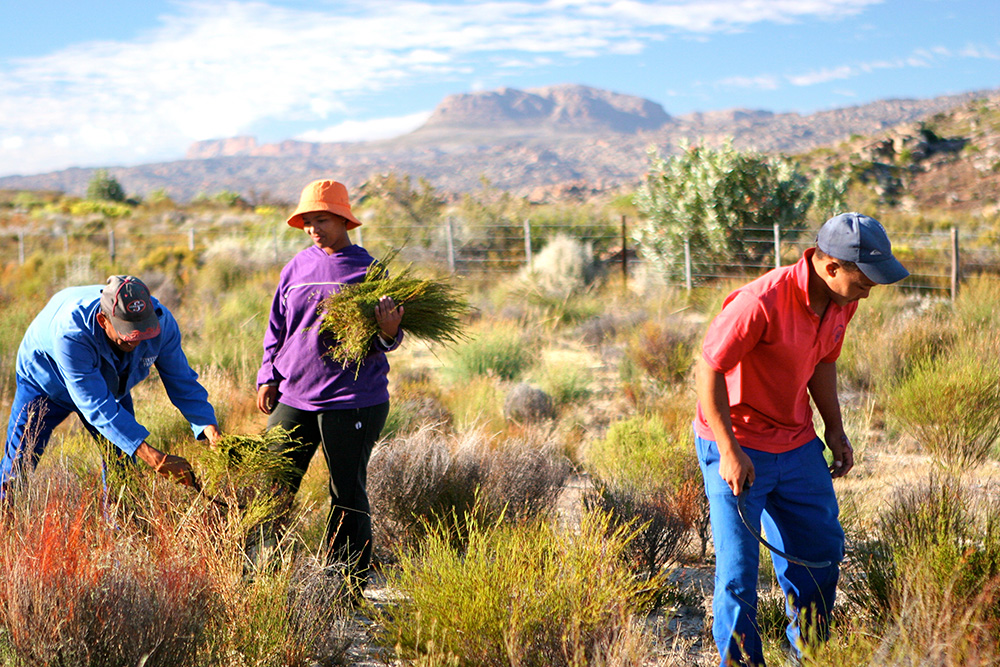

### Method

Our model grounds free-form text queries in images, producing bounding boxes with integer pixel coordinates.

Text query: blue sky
[1,0,998,178]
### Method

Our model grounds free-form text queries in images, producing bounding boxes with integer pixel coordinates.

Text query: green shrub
[0,297,41,400]
[584,483,695,582]
[845,475,1000,637]
[182,282,270,388]
[884,333,1000,470]
[954,272,1000,330]
[586,412,694,492]
[443,325,534,383]
[441,375,505,432]
[379,510,656,667]
[534,360,593,406]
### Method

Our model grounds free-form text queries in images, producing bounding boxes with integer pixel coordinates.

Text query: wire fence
[0,216,991,298]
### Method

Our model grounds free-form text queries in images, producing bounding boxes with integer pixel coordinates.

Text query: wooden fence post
[684,238,692,292]
[951,226,960,301]
[621,215,628,287]
[523,218,533,272]
[446,217,456,273]
[774,222,781,269]
[108,228,116,263]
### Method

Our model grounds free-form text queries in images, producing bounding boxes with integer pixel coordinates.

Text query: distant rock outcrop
[1,84,996,204]
[417,84,671,134]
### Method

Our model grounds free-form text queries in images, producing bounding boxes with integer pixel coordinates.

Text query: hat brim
[286,203,361,230]
[858,256,909,285]
[111,317,161,342]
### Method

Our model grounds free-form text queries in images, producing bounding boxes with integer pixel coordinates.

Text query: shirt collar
[794,247,821,315]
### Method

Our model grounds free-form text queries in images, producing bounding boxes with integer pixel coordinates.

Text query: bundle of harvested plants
[317,253,472,370]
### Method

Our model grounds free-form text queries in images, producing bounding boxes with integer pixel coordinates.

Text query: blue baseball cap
[816,212,909,285]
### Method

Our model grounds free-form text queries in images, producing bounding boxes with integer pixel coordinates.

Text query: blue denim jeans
[696,434,844,667]
[2,374,134,493]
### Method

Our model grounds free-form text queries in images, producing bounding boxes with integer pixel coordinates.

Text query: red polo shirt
[694,248,857,453]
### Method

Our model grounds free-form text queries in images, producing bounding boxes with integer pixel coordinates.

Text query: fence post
[621,215,628,287]
[188,227,196,252]
[951,226,960,301]
[446,217,456,273]
[18,230,25,265]
[774,222,781,269]
[523,218,532,272]
[108,228,116,263]
[684,238,692,292]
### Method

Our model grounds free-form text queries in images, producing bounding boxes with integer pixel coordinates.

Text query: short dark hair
[814,248,859,272]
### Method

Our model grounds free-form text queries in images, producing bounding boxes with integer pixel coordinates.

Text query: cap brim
[858,257,909,285]
[112,318,161,342]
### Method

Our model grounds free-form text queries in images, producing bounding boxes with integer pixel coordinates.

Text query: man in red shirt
[695,212,908,666]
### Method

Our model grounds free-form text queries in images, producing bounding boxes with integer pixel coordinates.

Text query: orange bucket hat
[286,179,361,230]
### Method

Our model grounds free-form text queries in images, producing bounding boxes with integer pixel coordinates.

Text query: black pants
[267,400,389,581]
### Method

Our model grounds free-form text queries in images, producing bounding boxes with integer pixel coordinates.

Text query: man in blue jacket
[1,275,221,494]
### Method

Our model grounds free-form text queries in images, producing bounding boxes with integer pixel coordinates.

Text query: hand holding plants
[375,295,403,340]
[136,441,198,487]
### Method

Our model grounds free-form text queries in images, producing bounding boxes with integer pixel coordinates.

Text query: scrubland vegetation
[3,155,1000,666]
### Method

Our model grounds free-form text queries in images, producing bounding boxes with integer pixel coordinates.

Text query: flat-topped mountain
[416,84,672,134]
[2,84,996,203]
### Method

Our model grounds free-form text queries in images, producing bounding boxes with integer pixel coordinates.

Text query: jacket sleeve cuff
[376,330,403,351]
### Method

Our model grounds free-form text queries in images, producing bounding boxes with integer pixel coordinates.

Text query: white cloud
[960,43,1000,60]
[0,0,923,177]
[295,111,433,143]
[589,0,881,32]
[787,65,854,86]
[717,74,780,90]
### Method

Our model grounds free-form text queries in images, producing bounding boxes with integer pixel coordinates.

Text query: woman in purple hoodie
[256,179,403,588]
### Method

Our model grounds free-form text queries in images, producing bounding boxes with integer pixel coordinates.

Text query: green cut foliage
[190,427,304,538]
[317,253,472,372]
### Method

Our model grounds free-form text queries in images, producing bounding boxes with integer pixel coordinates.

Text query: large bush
[633,141,840,282]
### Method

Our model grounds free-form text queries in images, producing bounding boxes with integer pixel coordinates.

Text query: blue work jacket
[15,285,217,456]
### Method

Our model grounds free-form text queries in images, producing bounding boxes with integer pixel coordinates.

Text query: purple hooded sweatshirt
[256,244,400,411]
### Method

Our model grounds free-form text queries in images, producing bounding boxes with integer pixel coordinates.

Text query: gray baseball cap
[816,212,909,285]
[100,275,160,341]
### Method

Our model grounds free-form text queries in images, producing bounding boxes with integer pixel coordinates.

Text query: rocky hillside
[1,84,997,205]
